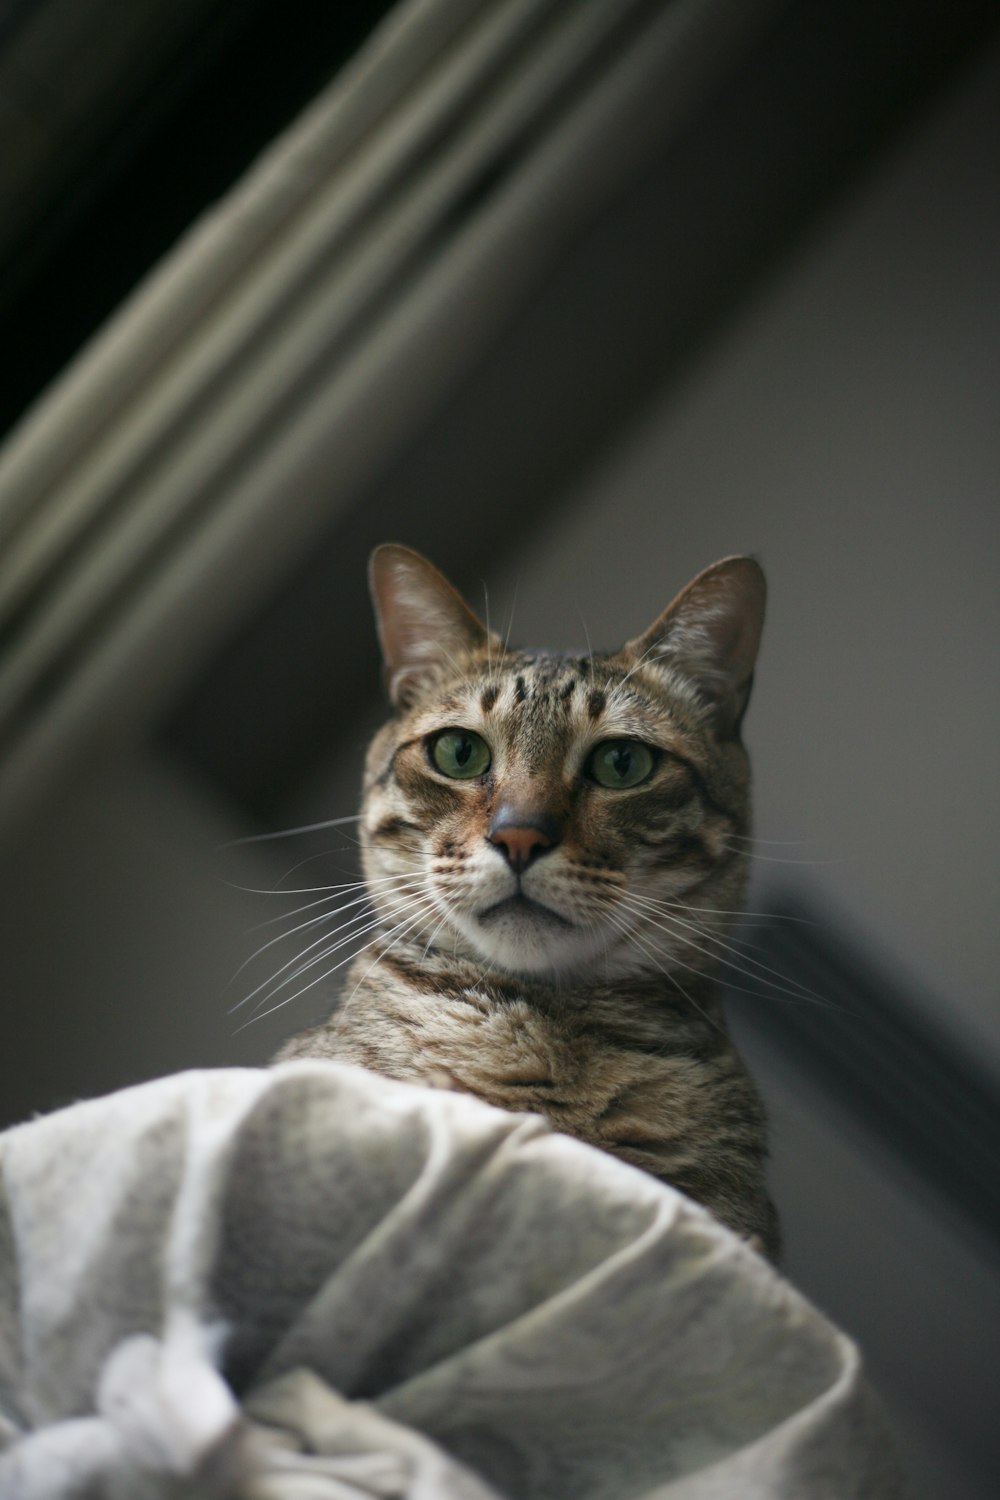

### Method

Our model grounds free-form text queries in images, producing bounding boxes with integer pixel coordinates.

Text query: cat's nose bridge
[487,804,562,873]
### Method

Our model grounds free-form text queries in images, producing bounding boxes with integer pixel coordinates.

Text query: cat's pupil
[455,737,472,766]
[612,746,631,779]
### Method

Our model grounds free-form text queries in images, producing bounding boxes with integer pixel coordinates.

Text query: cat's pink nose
[488,814,559,873]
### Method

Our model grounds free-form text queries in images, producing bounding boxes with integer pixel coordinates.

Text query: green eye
[587,740,656,789]
[430,729,492,780]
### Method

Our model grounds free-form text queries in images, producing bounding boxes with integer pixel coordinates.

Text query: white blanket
[0,1062,906,1498]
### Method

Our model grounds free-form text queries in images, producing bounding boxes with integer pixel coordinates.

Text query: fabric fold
[0,1062,907,1498]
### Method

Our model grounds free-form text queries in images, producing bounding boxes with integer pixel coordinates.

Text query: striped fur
[278,546,779,1257]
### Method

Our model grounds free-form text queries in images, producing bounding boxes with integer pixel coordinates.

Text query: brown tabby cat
[278,544,779,1258]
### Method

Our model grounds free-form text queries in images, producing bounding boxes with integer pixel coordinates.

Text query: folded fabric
[0,1062,907,1498]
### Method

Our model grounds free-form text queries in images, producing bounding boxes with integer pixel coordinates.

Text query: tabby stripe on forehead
[480,684,499,713]
[587,687,606,718]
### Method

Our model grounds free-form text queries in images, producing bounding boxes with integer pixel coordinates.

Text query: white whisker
[638,895,816,925]
[617,635,664,688]
[244,872,424,929]
[721,846,848,866]
[222,815,362,848]
[230,870,416,900]
[272,848,362,885]
[232,888,379,983]
[625,892,821,981]
[421,905,453,959]
[619,893,841,1012]
[238,892,439,1029]
[501,579,520,655]
[249,881,371,929]
[246,884,431,1012]
[601,906,722,1033]
[235,901,396,1015]
[482,579,501,690]
[338,898,441,1010]
[723,834,812,847]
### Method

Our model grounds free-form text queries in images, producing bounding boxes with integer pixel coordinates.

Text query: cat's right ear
[369,544,498,708]
[623,556,766,736]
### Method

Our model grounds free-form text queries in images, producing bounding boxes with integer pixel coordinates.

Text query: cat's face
[359,546,765,982]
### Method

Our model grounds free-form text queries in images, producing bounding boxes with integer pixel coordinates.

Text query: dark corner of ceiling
[5,0,997,825]
[0,0,396,441]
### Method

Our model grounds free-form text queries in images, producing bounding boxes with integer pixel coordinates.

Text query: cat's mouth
[478,894,574,930]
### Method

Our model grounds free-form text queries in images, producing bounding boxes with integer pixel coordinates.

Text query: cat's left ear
[369,544,500,708]
[624,556,766,736]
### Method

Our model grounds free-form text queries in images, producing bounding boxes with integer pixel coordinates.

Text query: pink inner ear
[368,544,497,706]
[626,557,765,726]
[693,589,756,675]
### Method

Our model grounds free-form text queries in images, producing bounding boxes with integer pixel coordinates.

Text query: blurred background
[0,2,997,1496]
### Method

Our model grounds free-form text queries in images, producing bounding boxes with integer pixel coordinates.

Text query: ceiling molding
[0,0,782,834]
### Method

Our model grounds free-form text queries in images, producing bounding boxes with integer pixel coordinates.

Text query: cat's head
[360,545,765,982]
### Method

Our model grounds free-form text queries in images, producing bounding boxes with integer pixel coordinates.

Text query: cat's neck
[361,929,727,1027]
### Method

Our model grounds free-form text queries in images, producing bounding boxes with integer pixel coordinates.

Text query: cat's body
[278,545,779,1258]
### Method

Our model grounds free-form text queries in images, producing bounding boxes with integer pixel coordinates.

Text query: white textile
[0,1062,906,1498]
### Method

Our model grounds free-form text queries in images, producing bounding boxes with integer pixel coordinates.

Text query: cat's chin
[450,896,597,979]
[479,894,575,933]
